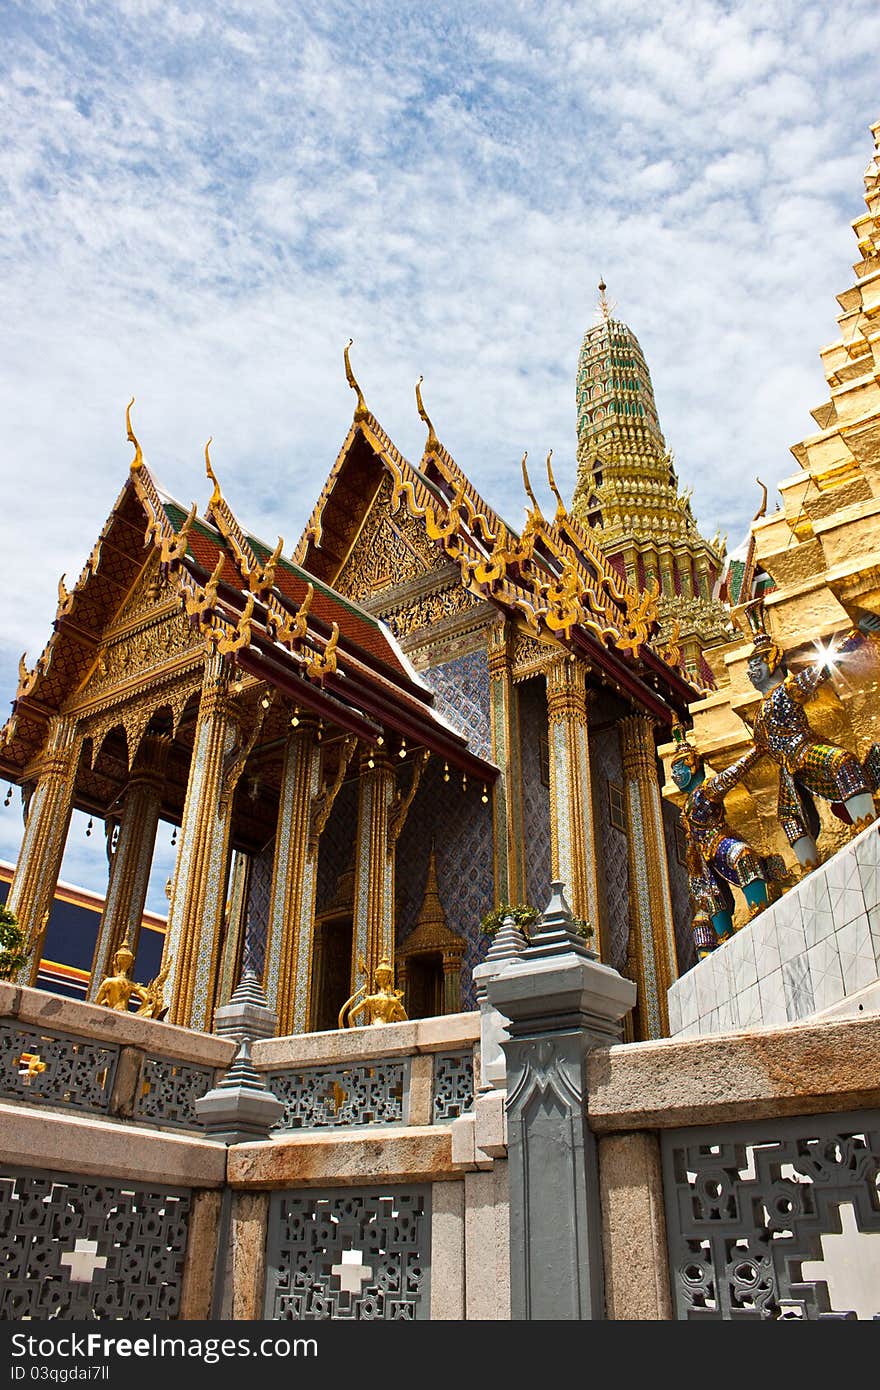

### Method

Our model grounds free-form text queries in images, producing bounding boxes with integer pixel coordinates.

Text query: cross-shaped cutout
[800,1202,880,1319]
[331,1248,373,1295]
[60,1238,108,1285]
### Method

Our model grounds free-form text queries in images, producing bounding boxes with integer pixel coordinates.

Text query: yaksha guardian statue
[670,724,785,956]
[745,626,880,870]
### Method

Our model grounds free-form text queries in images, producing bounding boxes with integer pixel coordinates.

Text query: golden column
[164,654,242,1031]
[215,851,251,1009]
[262,717,323,1036]
[620,714,678,1039]
[352,747,396,997]
[9,713,80,984]
[488,622,526,903]
[545,657,600,932]
[442,953,463,1015]
[88,733,170,996]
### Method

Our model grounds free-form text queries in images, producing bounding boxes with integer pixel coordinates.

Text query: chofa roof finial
[205,437,222,508]
[521,451,541,517]
[126,398,143,473]
[415,375,439,454]
[344,339,368,422]
[546,449,567,522]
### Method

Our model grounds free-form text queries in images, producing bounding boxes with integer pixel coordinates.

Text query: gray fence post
[487,881,636,1320]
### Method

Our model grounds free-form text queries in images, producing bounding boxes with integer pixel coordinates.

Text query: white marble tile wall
[667,820,880,1036]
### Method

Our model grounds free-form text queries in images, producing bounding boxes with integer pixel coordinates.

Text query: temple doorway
[310,915,353,1033]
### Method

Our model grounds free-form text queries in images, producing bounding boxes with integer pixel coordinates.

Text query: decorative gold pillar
[352,748,396,996]
[215,850,251,1009]
[9,714,80,984]
[262,718,323,1036]
[623,543,639,588]
[442,954,462,1014]
[545,658,600,931]
[620,714,678,1039]
[659,550,675,599]
[164,655,242,1031]
[88,733,170,996]
[696,558,710,602]
[488,622,526,904]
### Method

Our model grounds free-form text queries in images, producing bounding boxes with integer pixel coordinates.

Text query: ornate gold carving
[78,608,201,704]
[618,578,660,656]
[511,632,556,682]
[344,339,368,422]
[126,398,143,473]
[379,583,479,641]
[335,476,442,599]
[205,437,222,507]
[308,733,358,855]
[267,581,313,646]
[305,622,339,682]
[158,501,196,572]
[389,748,430,844]
[415,376,439,454]
[56,574,74,621]
[545,657,588,727]
[546,449,567,523]
[219,689,272,814]
[216,594,255,658]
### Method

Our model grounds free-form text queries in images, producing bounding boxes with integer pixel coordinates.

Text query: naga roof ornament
[344,339,369,423]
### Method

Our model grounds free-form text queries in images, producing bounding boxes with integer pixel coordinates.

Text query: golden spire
[126,398,143,472]
[344,339,368,422]
[415,375,440,454]
[205,437,222,508]
[597,278,612,322]
[546,449,567,522]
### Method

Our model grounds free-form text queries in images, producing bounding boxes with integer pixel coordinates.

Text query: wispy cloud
[1,0,878,886]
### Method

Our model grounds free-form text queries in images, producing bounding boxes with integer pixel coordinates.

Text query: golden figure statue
[338,959,408,1028]
[95,939,170,1019]
[745,623,880,869]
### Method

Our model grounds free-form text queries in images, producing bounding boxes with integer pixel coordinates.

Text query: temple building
[571,285,730,686]
[662,120,880,915]
[0,355,700,1043]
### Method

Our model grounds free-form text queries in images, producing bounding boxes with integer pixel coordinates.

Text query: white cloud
[0,0,877,891]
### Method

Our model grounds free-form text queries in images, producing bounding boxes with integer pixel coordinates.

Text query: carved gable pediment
[335,475,446,602]
[70,556,202,711]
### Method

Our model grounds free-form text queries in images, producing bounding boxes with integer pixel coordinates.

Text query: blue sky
[2,0,879,906]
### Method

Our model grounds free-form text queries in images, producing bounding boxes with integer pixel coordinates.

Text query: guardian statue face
[747,654,776,694]
[671,758,697,792]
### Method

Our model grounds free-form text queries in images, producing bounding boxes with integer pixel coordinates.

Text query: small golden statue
[95,939,170,1019]
[338,959,407,1028]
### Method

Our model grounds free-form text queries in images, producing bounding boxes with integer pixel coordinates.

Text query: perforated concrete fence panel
[264,1186,431,1319]
[0,1166,191,1319]
[264,1059,410,1131]
[661,1109,880,1319]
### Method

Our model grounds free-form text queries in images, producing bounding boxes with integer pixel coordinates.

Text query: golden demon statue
[339,959,408,1028]
[745,622,880,870]
[670,724,786,957]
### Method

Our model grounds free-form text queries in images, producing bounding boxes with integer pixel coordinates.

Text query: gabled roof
[294,375,698,720]
[0,441,498,783]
